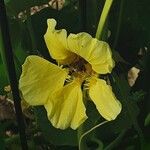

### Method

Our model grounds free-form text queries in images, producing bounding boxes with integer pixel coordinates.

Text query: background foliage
[0,0,150,149]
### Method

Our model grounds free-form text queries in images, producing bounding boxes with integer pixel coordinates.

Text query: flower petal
[68,32,114,74]
[44,79,87,130]
[44,19,75,64]
[89,77,121,121]
[19,55,68,105]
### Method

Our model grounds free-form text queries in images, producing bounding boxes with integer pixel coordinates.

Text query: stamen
[65,75,73,83]
[60,65,63,68]
[83,81,90,90]
[84,85,89,90]
[85,76,92,82]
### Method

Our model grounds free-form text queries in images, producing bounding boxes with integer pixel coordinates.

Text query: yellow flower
[19,19,122,130]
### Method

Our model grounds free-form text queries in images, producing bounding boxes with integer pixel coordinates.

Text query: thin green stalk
[77,123,86,150]
[96,0,113,40]
[77,88,87,150]
[78,121,108,150]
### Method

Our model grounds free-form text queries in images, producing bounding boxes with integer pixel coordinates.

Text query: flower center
[70,56,87,72]
[68,55,93,77]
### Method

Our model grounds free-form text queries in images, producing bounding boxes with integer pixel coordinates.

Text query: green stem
[78,121,108,150]
[113,0,124,49]
[77,124,86,150]
[77,88,87,150]
[96,0,113,40]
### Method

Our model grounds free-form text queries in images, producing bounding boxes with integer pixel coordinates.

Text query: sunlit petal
[44,19,75,64]
[89,77,121,120]
[68,32,114,74]
[19,55,68,105]
[44,78,87,130]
